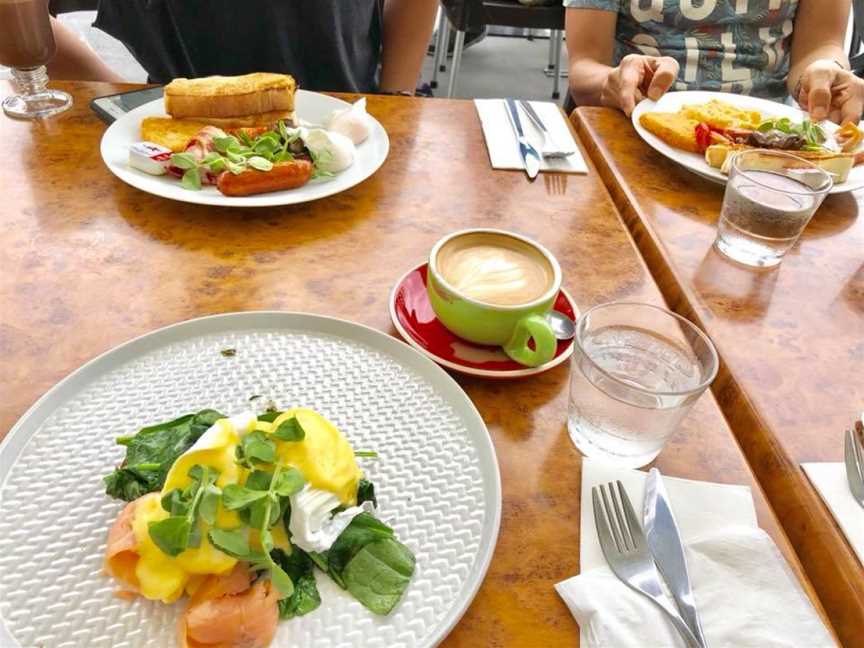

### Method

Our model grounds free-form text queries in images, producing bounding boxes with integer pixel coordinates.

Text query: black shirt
[94,0,383,92]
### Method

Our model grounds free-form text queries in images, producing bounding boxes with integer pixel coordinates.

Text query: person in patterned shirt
[565,0,864,125]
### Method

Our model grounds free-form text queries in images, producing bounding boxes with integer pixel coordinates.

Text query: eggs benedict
[103,405,415,647]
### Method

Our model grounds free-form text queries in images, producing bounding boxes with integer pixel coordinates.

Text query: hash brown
[639,112,700,153]
[680,99,762,130]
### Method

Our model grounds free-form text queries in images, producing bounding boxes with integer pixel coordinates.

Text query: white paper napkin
[579,459,757,571]
[802,462,864,566]
[474,99,588,174]
[558,526,836,648]
[558,459,836,647]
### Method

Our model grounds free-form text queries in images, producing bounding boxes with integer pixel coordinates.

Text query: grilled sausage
[217,159,313,196]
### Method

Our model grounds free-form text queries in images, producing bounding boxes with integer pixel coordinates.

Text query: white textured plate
[100,92,390,207]
[632,90,864,194]
[0,312,501,648]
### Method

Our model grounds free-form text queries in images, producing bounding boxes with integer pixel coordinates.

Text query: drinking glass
[714,150,832,268]
[1,0,72,119]
[567,302,718,468]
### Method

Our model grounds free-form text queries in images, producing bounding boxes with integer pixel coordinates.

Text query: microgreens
[148,464,221,556]
[209,462,305,598]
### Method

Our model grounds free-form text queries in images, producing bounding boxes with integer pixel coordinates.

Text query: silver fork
[518,100,576,158]
[593,481,705,648]
[845,418,864,509]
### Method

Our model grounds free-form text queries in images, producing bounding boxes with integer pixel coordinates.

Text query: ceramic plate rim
[631,90,864,194]
[99,91,390,207]
[0,311,502,648]
[388,263,577,379]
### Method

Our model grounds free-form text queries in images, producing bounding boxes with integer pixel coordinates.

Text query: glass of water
[714,149,832,268]
[567,302,718,468]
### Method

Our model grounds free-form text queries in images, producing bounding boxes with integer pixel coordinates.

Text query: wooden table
[0,82,833,646]
[575,106,864,646]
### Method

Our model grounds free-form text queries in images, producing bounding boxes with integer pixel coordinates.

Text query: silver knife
[643,468,708,648]
[503,98,541,180]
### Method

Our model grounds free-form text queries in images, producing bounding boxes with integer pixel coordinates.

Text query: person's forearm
[47,18,125,82]
[379,0,438,93]
[568,57,614,107]
[787,44,848,95]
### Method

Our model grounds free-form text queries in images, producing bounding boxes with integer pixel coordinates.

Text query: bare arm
[565,8,617,106]
[379,0,438,94]
[565,8,678,115]
[786,0,850,95]
[47,18,125,82]
[787,0,864,123]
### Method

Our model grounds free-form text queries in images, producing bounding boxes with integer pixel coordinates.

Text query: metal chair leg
[439,18,451,73]
[430,12,447,89]
[546,31,556,72]
[446,30,466,98]
[551,29,563,100]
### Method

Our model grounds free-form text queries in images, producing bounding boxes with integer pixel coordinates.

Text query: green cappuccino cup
[427,229,562,367]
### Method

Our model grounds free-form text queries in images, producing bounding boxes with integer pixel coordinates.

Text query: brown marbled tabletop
[574,105,863,646]
[0,82,835,645]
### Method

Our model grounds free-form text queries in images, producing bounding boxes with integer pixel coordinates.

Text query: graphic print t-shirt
[563,0,799,100]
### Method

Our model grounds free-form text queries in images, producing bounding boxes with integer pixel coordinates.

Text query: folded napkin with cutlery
[474,99,588,174]
[802,462,864,565]
[556,459,836,648]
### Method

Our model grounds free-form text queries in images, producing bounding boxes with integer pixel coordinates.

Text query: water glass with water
[567,302,718,468]
[714,150,832,268]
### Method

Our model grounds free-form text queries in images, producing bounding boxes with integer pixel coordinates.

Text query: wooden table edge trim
[570,107,857,644]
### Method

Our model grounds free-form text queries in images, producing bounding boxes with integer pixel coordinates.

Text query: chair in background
[438,0,566,99]
[850,0,864,75]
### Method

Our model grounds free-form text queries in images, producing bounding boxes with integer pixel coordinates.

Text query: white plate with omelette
[632,90,864,194]
[0,312,501,648]
[100,90,390,207]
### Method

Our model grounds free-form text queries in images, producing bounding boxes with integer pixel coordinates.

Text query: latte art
[437,234,554,306]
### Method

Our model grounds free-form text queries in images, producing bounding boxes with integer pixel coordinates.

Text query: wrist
[598,67,618,109]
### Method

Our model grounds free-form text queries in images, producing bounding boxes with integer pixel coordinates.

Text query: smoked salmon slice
[104,499,140,594]
[180,564,280,648]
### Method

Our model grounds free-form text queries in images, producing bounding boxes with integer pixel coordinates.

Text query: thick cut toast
[164,73,295,119]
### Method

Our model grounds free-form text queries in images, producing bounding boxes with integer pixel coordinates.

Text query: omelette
[141,116,212,152]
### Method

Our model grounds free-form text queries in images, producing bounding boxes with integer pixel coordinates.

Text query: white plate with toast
[632,90,864,194]
[100,90,390,207]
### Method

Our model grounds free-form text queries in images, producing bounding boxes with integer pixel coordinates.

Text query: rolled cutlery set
[593,469,708,648]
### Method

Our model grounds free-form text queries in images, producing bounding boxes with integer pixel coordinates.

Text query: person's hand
[601,54,679,116]
[797,59,864,125]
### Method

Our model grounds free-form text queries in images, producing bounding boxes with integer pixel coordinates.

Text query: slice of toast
[164,73,295,120]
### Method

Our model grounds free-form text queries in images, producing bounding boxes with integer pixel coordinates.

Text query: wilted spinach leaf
[272,547,321,619]
[103,409,223,501]
[342,538,415,615]
[319,513,395,588]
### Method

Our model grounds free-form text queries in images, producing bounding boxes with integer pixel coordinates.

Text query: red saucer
[389,263,577,379]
